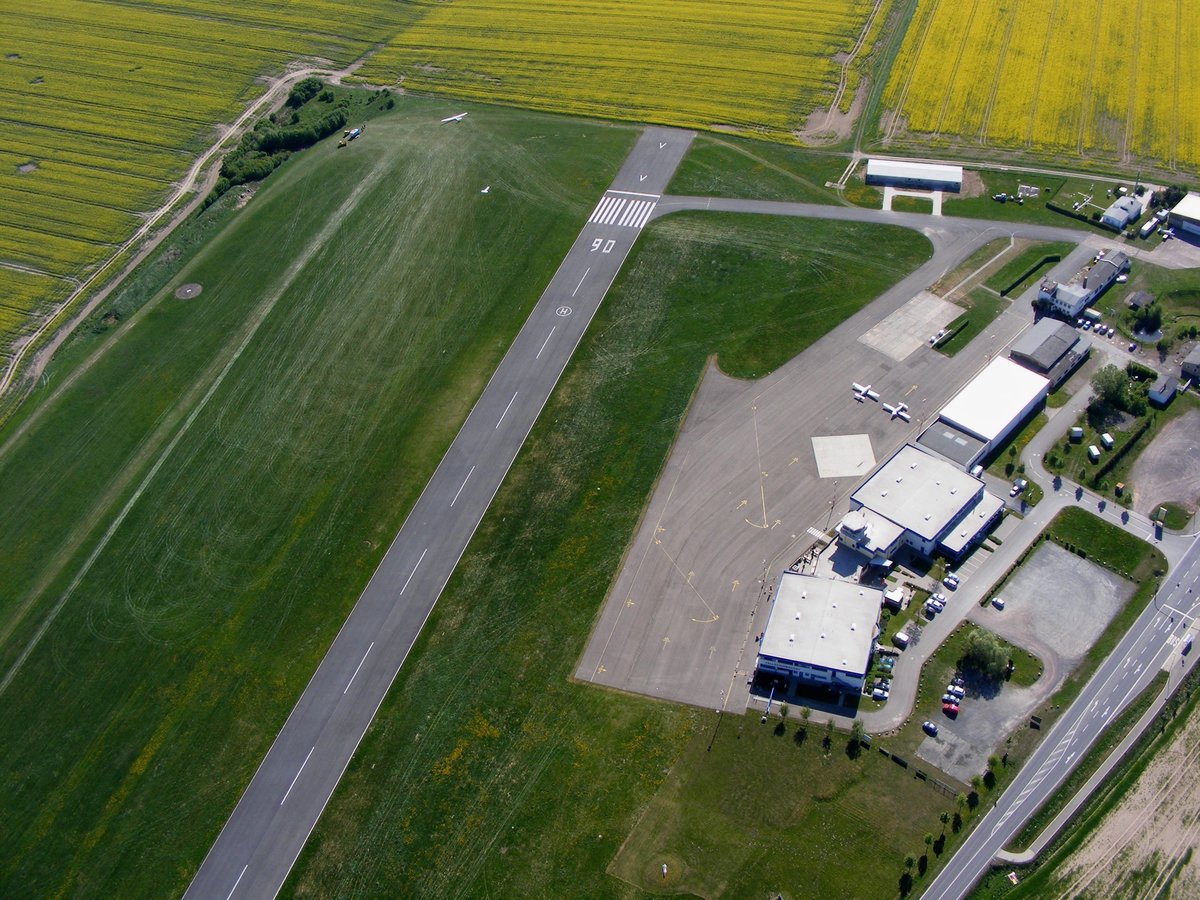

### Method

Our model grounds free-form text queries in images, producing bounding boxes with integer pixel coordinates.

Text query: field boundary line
[0,55,373,423]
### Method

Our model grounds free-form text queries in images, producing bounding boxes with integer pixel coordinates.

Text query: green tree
[800,706,811,729]
[939,810,950,834]
[988,754,1002,773]
[904,853,916,873]
[779,702,789,722]
[924,832,934,854]
[962,628,1009,681]
[1092,364,1129,408]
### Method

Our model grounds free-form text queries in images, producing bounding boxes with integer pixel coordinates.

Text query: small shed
[1149,375,1178,407]
[1088,445,1101,463]
[1126,290,1153,311]
[1069,426,1084,442]
[1100,432,1114,449]
[1183,345,1200,382]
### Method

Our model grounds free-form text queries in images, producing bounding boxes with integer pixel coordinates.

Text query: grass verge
[936,289,1008,357]
[666,135,847,203]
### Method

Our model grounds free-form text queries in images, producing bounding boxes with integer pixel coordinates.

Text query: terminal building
[917,357,1050,470]
[865,159,963,192]
[1038,251,1130,318]
[755,572,881,700]
[1008,317,1091,388]
[837,444,1004,566]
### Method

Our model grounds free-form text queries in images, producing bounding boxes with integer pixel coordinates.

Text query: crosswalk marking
[588,193,657,229]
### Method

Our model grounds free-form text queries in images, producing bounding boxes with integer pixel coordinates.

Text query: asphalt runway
[575,209,1091,711]
[184,125,695,900]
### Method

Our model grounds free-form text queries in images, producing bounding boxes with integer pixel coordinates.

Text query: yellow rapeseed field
[882,0,1200,170]
[0,0,419,363]
[359,0,887,137]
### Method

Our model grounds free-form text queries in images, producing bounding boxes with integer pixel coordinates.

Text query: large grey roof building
[1009,317,1091,387]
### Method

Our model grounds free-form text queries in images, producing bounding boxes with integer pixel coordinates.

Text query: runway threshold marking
[536,327,555,360]
[344,642,374,694]
[496,391,518,429]
[450,466,475,507]
[399,548,428,596]
[225,865,248,900]
[280,747,315,806]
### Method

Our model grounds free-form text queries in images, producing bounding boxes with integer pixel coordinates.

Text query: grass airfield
[0,98,635,897]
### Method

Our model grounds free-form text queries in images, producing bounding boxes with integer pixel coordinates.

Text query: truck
[347,127,362,141]
[1083,308,1103,323]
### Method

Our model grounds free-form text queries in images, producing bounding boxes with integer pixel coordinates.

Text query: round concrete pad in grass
[174,283,202,300]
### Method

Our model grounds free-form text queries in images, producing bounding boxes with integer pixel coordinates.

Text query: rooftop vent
[789,633,795,643]
[820,632,826,639]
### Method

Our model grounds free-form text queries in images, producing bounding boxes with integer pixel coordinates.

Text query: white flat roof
[851,444,983,542]
[938,357,1049,442]
[941,491,1005,554]
[867,158,964,184]
[1172,191,1200,223]
[760,573,879,675]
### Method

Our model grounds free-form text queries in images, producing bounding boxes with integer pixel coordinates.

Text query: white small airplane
[882,401,910,421]
[480,185,490,194]
[851,383,880,402]
[441,112,469,124]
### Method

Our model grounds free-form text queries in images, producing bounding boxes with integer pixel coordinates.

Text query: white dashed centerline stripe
[450,466,475,507]
[343,642,374,694]
[496,391,518,429]
[280,747,315,806]
[536,327,555,360]
[573,268,590,296]
[399,548,427,596]
[225,865,248,900]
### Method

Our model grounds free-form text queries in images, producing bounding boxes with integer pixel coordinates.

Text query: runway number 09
[591,238,615,254]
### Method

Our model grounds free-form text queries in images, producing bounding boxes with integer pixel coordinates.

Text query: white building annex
[756,573,881,700]
[1169,191,1200,238]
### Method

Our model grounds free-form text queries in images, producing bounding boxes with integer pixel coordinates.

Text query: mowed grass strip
[360,0,887,138]
[0,102,636,897]
[881,0,1200,170]
[287,213,932,896]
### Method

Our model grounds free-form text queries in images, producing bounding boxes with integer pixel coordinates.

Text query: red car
[942,701,960,716]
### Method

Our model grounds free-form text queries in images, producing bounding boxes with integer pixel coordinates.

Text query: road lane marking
[535,327,555,360]
[496,391,518,429]
[226,865,248,900]
[572,268,590,296]
[399,548,428,596]
[281,747,315,806]
[344,642,374,694]
[450,466,475,507]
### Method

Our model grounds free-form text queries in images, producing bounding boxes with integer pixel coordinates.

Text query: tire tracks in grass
[0,154,391,699]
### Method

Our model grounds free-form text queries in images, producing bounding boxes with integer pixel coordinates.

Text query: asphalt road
[184,125,695,900]
[924,535,1200,899]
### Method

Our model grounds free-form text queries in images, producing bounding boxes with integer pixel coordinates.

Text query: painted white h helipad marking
[588,193,657,229]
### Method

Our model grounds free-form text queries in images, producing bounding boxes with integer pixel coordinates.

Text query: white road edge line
[536,327,555,360]
[225,864,248,900]
[450,466,475,507]
[609,189,661,198]
[280,747,315,806]
[399,548,428,596]
[343,642,374,694]
[572,268,590,296]
[496,391,518,429]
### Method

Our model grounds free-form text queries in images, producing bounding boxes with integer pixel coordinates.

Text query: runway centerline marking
[536,327,555,360]
[450,466,475,507]
[344,642,374,694]
[573,268,590,296]
[496,391,518,429]
[225,865,248,900]
[280,747,315,806]
[399,548,428,596]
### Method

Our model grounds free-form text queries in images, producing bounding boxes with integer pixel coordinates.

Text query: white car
[943,573,960,589]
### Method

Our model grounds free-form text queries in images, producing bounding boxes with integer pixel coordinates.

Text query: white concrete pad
[811,433,875,479]
[859,291,961,361]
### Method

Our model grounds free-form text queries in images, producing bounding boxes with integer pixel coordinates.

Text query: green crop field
[0,99,638,897]
[359,0,892,139]
[286,212,932,896]
[0,0,423,366]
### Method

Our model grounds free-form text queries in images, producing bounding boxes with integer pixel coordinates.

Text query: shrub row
[999,254,1061,297]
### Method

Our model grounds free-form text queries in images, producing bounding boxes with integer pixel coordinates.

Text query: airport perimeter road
[185,126,694,900]
[924,535,1200,900]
